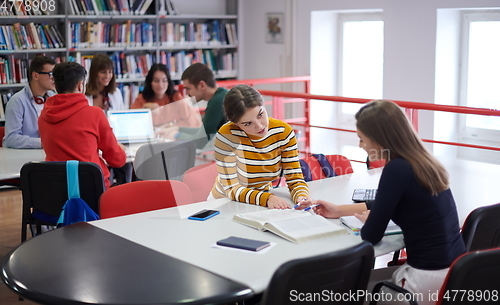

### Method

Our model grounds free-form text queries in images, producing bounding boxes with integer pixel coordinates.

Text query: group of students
[2,55,228,187]
[208,85,464,304]
[2,55,464,304]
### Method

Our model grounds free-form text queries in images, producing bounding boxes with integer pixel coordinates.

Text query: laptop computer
[107,109,157,144]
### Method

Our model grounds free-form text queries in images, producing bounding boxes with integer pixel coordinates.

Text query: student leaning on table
[209,85,312,209]
[38,62,126,190]
[130,63,201,128]
[314,100,466,305]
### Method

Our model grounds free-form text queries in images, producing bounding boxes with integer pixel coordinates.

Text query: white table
[91,157,500,294]
[0,147,45,180]
[91,174,403,295]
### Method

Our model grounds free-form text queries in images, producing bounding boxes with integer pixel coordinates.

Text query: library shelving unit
[0,0,239,120]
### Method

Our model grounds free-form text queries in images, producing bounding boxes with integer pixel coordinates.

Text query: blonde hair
[355,100,449,195]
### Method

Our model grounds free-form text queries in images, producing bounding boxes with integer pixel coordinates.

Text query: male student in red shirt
[38,61,126,189]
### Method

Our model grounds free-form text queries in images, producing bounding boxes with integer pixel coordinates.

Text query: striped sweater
[211,117,309,206]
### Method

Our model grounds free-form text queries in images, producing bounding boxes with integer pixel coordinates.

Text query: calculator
[352,189,377,202]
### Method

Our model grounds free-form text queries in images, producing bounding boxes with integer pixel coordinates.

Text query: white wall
[239,0,500,156]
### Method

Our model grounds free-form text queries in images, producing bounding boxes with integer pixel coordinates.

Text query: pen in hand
[293,198,307,209]
[303,204,321,211]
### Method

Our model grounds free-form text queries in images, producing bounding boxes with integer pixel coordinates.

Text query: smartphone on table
[188,209,220,221]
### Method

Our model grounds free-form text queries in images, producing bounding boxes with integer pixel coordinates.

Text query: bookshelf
[0,0,239,120]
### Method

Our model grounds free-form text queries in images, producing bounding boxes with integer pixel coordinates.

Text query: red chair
[299,154,354,182]
[99,180,193,218]
[299,156,324,182]
[318,154,354,176]
[0,126,4,145]
[182,162,218,202]
[370,247,500,305]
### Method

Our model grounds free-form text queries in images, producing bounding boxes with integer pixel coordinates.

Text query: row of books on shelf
[0,49,236,87]
[71,21,154,49]
[68,0,178,16]
[158,20,238,47]
[163,50,237,79]
[0,23,64,51]
[71,49,236,80]
[70,20,237,49]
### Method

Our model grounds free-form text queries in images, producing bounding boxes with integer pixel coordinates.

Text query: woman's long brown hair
[355,100,449,195]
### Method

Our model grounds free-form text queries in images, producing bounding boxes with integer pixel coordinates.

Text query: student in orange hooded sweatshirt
[38,61,126,189]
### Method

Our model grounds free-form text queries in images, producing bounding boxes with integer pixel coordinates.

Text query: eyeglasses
[36,71,53,78]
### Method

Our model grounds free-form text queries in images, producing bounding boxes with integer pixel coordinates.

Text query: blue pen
[303,204,321,211]
[293,198,307,209]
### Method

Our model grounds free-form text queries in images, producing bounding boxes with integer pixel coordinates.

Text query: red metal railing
[183,75,500,159]
[257,89,500,154]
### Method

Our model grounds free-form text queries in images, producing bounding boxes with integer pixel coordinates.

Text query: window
[459,11,500,140]
[338,14,384,117]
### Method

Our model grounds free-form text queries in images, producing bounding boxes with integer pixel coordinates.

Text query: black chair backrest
[461,202,500,251]
[260,241,374,305]
[133,141,196,181]
[440,248,500,305]
[20,161,104,241]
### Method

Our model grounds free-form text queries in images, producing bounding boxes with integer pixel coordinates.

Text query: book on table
[232,209,348,244]
[340,215,402,235]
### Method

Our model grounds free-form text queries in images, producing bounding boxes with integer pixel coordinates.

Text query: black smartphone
[188,209,220,221]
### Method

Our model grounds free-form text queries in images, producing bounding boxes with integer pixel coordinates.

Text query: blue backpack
[56,161,100,227]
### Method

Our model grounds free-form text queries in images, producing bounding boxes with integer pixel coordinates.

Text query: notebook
[340,215,402,236]
[107,109,156,144]
[216,236,271,252]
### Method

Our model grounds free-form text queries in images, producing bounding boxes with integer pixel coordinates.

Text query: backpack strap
[299,159,313,182]
[311,154,337,178]
[66,160,80,199]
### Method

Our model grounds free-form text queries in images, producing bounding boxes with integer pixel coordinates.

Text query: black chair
[461,202,500,251]
[20,161,105,242]
[133,140,196,181]
[370,248,500,305]
[259,241,374,305]
[438,247,500,305]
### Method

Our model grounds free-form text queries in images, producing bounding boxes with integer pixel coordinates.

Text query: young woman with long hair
[315,100,465,304]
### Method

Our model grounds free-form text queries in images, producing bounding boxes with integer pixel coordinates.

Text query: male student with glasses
[3,55,56,148]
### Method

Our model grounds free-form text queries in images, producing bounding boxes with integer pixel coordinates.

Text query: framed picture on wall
[266,13,284,43]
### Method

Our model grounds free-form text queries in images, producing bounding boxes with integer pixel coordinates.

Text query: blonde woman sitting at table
[131,63,201,129]
[209,85,312,209]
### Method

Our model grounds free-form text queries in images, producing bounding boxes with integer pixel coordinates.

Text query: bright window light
[465,21,500,130]
[341,20,384,114]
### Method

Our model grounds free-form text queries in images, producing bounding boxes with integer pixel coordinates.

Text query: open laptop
[107,109,157,144]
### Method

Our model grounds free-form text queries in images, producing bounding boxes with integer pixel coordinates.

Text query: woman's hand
[143,102,160,110]
[155,126,179,140]
[354,210,370,223]
[312,199,342,218]
[267,195,291,209]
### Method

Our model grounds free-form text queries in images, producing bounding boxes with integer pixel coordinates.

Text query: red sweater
[38,93,126,189]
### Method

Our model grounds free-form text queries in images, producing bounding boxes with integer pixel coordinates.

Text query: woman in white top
[85,53,126,111]
[85,53,131,185]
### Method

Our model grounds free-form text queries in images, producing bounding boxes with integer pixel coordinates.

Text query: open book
[232,209,347,244]
[340,215,402,235]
